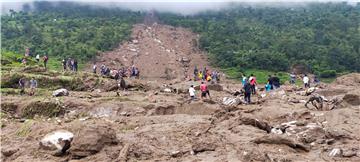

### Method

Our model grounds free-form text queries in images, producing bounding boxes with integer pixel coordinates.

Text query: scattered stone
[342,149,357,157]
[53,88,69,97]
[1,147,19,157]
[329,148,342,157]
[191,142,216,154]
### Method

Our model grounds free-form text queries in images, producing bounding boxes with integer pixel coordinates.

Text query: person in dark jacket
[243,79,252,104]
[267,75,273,90]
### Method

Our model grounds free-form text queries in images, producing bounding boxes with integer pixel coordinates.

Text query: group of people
[18,77,38,96]
[290,73,320,88]
[62,58,78,71]
[21,48,49,69]
[188,81,211,101]
[93,63,140,79]
[193,66,220,83]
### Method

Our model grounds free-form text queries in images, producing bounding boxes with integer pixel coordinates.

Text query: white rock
[40,130,73,151]
[53,89,69,97]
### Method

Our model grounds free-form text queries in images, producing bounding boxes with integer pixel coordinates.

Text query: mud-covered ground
[1,73,360,162]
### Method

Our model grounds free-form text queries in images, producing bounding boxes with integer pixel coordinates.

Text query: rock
[170,150,183,157]
[39,130,74,155]
[70,125,118,158]
[342,149,357,157]
[191,142,216,154]
[329,148,342,157]
[222,97,242,106]
[53,88,69,97]
[1,147,19,157]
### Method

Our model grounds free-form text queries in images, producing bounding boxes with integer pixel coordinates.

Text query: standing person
[249,74,257,94]
[62,59,67,71]
[70,59,75,71]
[290,73,296,84]
[267,75,273,90]
[243,79,252,104]
[198,71,203,81]
[29,77,38,96]
[273,74,280,89]
[265,81,271,92]
[303,74,310,88]
[189,85,196,100]
[242,74,247,87]
[73,59,78,72]
[116,77,127,96]
[43,55,48,69]
[25,48,30,57]
[35,54,40,63]
[194,66,198,81]
[211,71,217,83]
[314,75,320,84]
[19,78,26,95]
[200,81,209,100]
[93,63,97,74]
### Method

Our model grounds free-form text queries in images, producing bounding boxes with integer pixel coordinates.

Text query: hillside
[159,2,360,76]
[96,23,209,80]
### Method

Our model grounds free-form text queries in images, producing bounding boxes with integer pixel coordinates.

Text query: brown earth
[95,23,210,81]
[2,23,360,161]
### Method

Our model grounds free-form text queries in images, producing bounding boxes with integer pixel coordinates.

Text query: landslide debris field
[1,23,360,162]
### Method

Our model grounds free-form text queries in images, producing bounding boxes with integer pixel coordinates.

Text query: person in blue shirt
[265,81,271,92]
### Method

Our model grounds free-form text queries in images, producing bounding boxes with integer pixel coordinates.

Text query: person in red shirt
[249,74,257,95]
[200,81,210,99]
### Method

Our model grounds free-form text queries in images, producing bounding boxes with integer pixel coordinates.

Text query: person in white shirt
[303,74,310,88]
[35,54,40,63]
[189,85,196,100]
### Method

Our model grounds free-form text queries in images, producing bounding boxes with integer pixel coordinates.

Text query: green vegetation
[2,1,359,78]
[1,1,143,70]
[159,2,360,76]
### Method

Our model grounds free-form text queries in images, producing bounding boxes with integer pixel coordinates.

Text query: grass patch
[16,120,34,137]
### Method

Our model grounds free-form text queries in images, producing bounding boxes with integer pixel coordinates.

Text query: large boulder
[39,130,74,155]
[53,88,69,97]
[70,125,119,159]
[222,97,242,106]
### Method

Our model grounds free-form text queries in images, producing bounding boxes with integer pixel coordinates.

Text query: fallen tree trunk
[251,135,310,152]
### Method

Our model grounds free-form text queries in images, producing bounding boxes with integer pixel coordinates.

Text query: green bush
[320,70,337,78]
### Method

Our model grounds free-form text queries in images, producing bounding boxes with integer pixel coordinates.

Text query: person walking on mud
[116,77,127,96]
[303,74,310,88]
[200,81,210,100]
[29,77,38,96]
[194,66,198,81]
[189,85,196,101]
[93,63,97,74]
[249,74,257,95]
[243,79,252,104]
[19,78,26,95]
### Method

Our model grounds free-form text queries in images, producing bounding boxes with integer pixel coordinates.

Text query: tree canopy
[158,2,360,74]
[1,1,143,62]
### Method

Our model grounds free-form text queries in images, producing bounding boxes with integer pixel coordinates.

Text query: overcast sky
[1,0,359,15]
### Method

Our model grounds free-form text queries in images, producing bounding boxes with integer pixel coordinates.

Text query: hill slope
[96,23,210,80]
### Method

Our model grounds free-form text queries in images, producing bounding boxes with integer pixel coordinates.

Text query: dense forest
[1,1,360,76]
[1,1,143,62]
[159,2,360,76]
